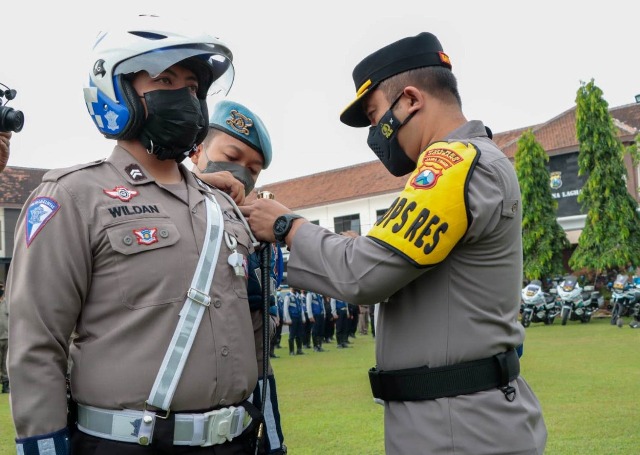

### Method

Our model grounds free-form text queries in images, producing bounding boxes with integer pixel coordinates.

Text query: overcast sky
[1,1,638,185]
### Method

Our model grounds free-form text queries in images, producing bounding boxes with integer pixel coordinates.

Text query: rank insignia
[133,227,158,245]
[125,164,146,181]
[26,196,61,247]
[103,186,139,202]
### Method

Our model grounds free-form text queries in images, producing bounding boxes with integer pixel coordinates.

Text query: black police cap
[340,32,452,128]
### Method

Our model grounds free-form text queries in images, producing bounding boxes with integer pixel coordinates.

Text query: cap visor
[339,89,372,127]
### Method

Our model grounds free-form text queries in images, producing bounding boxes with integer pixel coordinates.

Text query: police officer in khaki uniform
[7,15,266,455]
[240,32,547,454]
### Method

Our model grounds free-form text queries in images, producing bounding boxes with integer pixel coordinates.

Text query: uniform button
[221,346,229,356]
[219,399,226,405]
[191,207,197,214]
[123,235,133,246]
[143,415,153,424]
[159,229,169,238]
[213,299,221,308]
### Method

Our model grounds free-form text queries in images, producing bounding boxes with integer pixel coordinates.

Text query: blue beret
[209,100,272,169]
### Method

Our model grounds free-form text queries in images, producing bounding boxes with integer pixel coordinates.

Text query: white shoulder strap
[147,195,224,411]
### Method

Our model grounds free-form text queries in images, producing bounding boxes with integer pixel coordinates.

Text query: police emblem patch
[410,147,464,190]
[226,109,253,136]
[104,186,139,202]
[25,197,61,246]
[133,227,158,245]
[105,110,119,131]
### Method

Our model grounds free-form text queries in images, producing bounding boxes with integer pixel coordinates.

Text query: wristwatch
[273,214,303,244]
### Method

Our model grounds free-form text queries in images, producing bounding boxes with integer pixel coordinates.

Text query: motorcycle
[608,274,640,326]
[520,280,559,327]
[556,275,597,325]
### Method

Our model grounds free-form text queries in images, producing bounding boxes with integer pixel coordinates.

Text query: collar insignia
[103,186,139,202]
[125,164,146,181]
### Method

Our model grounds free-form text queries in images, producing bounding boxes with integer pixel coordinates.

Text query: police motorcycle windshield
[114,45,234,97]
[613,274,629,289]
[562,276,578,291]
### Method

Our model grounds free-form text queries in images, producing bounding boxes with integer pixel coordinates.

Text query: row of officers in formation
[271,288,376,356]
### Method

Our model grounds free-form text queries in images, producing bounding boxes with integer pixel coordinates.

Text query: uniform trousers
[335,309,350,346]
[288,316,303,343]
[311,314,325,339]
[0,339,8,383]
[358,305,370,335]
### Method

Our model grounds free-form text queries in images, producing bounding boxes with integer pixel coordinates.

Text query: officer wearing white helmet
[7,15,268,454]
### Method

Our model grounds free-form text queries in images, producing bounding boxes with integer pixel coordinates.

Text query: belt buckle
[202,406,237,447]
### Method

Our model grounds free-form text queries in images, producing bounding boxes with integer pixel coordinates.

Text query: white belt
[77,403,252,447]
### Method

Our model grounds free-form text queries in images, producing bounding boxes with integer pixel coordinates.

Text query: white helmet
[84,14,234,140]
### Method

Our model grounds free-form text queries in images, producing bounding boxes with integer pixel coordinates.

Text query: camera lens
[0,106,24,132]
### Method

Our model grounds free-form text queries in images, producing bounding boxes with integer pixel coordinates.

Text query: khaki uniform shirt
[7,146,258,438]
[287,121,547,454]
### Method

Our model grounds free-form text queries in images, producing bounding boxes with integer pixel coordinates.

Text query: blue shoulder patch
[26,196,60,246]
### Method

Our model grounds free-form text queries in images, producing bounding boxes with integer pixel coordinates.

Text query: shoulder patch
[43,159,106,182]
[26,196,61,246]
[367,141,480,267]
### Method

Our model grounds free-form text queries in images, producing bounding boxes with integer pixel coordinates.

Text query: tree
[515,129,569,281]
[568,79,640,273]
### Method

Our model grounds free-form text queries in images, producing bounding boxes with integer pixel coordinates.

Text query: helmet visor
[114,44,234,96]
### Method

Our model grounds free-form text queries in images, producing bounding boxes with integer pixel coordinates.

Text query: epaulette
[42,159,106,183]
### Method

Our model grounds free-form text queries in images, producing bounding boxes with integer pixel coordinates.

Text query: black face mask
[366,93,417,177]
[200,161,256,195]
[139,87,206,162]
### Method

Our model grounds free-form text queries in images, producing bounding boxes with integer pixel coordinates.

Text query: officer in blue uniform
[191,99,287,454]
[331,298,351,349]
[283,288,305,355]
[306,291,327,352]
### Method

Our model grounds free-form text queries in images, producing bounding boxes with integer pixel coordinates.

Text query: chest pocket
[104,218,183,309]
[223,216,252,301]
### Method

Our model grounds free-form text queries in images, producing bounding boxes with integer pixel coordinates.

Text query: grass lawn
[1,315,638,454]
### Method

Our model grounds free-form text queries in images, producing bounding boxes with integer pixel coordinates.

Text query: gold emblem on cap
[226,109,254,136]
[438,52,452,68]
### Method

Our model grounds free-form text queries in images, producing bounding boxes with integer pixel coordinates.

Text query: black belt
[369,350,519,402]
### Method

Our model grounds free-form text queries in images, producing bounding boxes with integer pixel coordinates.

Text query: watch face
[274,216,288,239]
[275,217,287,233]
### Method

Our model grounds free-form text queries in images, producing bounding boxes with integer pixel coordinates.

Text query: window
[334,214,360,235]
[375,208,388,224]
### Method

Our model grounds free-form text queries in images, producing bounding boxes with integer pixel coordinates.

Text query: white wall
[295,193,398,234]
